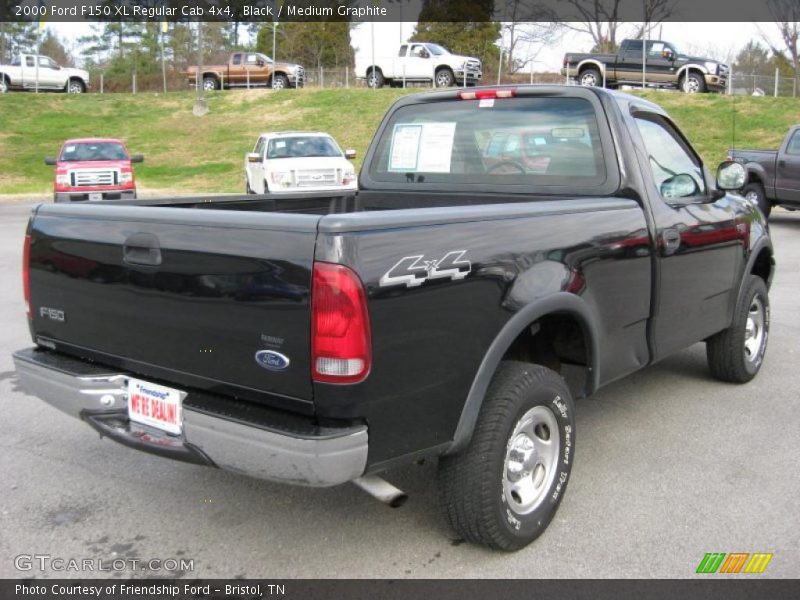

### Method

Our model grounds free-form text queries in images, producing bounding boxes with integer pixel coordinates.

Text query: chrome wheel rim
[68,82,82,93]
[272,78,286,89]
[0,80,7,93]
[203,79,216,91]
[685,77,700,93]
[744,296,766,363]
[580,72,597,86]
[502,405,560,515]
[745,191,760,203]
[367,74,379,88]
[436,72,451,87]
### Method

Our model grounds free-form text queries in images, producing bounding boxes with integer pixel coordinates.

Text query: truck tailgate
[27,204,320,411]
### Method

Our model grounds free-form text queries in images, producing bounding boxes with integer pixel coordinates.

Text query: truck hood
[678,54,727,69]
[264,156,353,171]
[57,160,130,170]
[62,67,89,80]
[447,54,480,65]
[274,61,302,72]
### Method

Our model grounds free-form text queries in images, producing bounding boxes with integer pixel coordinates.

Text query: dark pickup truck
[730,125,800,217]
[14,86,774,551]
[562,38,729,93]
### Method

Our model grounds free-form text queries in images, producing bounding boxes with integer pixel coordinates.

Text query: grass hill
[0,88,796,195]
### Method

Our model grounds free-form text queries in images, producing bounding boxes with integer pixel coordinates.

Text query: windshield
[267,136,342,159]
[426,44,450,56]
[369,96,607,189]
[60,142,128,162]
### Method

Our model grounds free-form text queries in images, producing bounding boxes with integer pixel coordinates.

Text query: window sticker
[275,140,286,148]
[417,122,456,173]
[479,98,494,108]
[64,145,76,153]
[389,124,422,171]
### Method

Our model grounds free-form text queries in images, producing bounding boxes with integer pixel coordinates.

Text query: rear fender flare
[446,292,601,455]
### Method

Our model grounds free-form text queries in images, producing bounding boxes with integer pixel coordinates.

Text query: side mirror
[130,154,144,163]
[662,48,674,60]
[660,173,699,199]
[344,149,356,160]
[716,160,746,190]
[44,156,57,165]
[247,152,261,163]
[257,60,265,67]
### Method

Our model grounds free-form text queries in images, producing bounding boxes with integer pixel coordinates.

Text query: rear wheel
[366,68,384,89]
[707,275,769,383]
[202,76,218,91]
[579,67,602,87]
[0,77,9,93]
[438,362,575,551]
[742,182,770,218]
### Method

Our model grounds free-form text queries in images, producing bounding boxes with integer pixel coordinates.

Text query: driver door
[405,44,432,79]
[776,128,800,203]
[37,56,64,88]
[632,112,745,359]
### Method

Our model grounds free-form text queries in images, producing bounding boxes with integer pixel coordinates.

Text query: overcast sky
[48,21,786,72]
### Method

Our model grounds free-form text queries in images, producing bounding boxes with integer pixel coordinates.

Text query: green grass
[0,88,796,195]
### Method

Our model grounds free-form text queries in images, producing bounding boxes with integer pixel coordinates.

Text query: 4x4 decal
[379,251,472,288]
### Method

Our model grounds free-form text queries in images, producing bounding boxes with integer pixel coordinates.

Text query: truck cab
[0,54,89,93]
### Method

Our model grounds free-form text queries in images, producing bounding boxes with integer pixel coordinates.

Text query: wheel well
[746,172,763,186]
[366,66,382,76]
[501,313,591,398]
[271,71,288,80]
[202,72,220,82]
[578,64,600,75]
[436,65,453,73]
[751,248,774,286]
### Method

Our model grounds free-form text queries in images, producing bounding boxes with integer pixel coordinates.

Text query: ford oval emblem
[255,350,290,371]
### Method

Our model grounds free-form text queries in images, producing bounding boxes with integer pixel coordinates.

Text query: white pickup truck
[244,131,358,194]
[0,54,90,93]
[356,42,482,88]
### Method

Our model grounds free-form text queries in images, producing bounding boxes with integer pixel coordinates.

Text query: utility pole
[160,21,168,94]
[193,22,208,116]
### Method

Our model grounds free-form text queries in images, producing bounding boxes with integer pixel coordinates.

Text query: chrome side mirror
[716,161,746,190]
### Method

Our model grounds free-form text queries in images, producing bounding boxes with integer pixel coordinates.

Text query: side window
[625,41,643,55]
[635,115,706,199]
[647,42,665,58]
[786,131,800,155]
[25,56,34,67]
[232,54,242,66]
[11,56,20,66]
[245,54,258,65]
[410,45,425,58]
[398,45,407,57]
[39,56,56,69]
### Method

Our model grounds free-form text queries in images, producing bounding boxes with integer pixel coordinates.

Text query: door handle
[661,229,681,255]
[123,232,162,266]
[778,159,786,168]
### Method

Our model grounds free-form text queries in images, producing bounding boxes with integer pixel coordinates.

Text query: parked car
[15,86,773,551]
[562,39,729,93]
[187,52,304,91]
[729,125,800,217]
[356,42,482,88]
[45,138,143,202]
[0,54,89,93]
[244,132,357,194]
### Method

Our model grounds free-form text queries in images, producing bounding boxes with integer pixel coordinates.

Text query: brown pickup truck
[187,52,305,91]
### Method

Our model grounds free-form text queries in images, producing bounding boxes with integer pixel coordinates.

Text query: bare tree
[766,0,799,95]
[500,0,562,73]
[630,0,676,39]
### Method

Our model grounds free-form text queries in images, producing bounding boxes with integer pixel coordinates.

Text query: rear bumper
[12,347,368,487]
[55,189,136,202]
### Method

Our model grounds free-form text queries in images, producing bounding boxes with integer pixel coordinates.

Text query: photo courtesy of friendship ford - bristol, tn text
[0,0,798,595]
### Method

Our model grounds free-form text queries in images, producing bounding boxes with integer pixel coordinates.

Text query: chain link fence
[729,72,798,97]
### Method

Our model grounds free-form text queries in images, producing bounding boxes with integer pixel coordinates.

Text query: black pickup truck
[730,125,800,217]
[562,39,729,93]
[13,86,774,551]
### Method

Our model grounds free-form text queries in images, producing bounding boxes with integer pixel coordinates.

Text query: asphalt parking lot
[0,200,797,579]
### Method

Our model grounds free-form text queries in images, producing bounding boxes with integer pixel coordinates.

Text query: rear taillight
[311,262,371,384]
[457,88,516,101]
[22,234,31,318]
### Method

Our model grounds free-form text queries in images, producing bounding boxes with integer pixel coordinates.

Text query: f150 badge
[379,250,471,288]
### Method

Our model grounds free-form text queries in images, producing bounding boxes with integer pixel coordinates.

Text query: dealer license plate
[88,192,103,201]
[127,378,184,435]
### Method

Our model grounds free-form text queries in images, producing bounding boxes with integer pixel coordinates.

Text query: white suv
[245,132,358,194]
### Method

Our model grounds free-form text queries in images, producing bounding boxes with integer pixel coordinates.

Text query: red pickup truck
[45,138,144,202]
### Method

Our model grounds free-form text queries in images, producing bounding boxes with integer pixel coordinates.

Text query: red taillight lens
[457,88,516,101]
[22,234,31,318]
[311,262,371,384]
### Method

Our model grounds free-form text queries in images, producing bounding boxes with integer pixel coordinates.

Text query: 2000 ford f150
[13,86,774,551]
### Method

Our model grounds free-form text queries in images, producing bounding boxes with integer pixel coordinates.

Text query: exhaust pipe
[352,475,408,508]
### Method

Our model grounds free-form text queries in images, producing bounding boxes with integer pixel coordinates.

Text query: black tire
[742,182,771,218]
[707,275,769,383]
[438,361,575,551]
[202,76,218,91]
[262,180,271,195]
[245,177,254,194]
[435,68,455,88]
[578,67,602,87]
[66,78,85,94]
[366,68,384,89]
[682,71,707,93]
[0,76,9,93]
[271,74,289,89]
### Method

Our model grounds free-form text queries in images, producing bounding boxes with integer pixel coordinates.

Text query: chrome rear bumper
[13,347,368,487]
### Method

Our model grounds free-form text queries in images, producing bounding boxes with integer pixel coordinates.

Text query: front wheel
[271,74,289,89]
[707,275,769,383]
[67,79,85,94]
[742,182,770,218]
[435,68,455,88]
[681,72,706,93]
[438,362,575,551]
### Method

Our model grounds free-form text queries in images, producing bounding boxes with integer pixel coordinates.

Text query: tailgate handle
[123,233,162,266]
